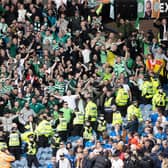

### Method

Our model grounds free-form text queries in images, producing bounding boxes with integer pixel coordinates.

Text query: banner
[160,0,168,18]
[135,17,140,29]
[137,0,168,18]
[144,0,153,18]
[152,0,160,18]
[138,0,145,18]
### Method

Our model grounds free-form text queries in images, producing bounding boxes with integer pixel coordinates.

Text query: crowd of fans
[0,0,168,168]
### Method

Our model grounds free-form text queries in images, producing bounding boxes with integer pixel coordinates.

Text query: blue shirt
[103,143,112,150]
[150,113,158,125]
[109,130,122,138]
[155,132,167,140]
[85,141,95,149]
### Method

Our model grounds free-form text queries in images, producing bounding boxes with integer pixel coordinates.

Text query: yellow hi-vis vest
[152,92,166,110]
[35,120,53,137]
[57,118,67,132]
[0,142,7,150]
[104,97,113,107]
[25,122,34,132]
[9,133,20,147]
[97,120,106,132]
[27,142,37,155]
[85,101,98,122]
[151,78,160,95]
[112,112,122,125]
[83,127,92,140]
[127,104,143,122]
[141,81,153,99]
[115,88,129,106]
[51,136,61,148]
[73,112,84,125]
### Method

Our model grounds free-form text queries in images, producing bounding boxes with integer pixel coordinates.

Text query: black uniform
[92,154,111,168]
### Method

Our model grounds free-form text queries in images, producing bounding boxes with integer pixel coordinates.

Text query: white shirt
[18,58,25,80]
[157,116,167,128]
[56,148,69,162]
[77,99,85,113]
[62,95,78,110]
[123,84,130,94]
[54,0,67,9]
[153,126,159,135]
[154,53,168,62]
[0,23,8,33]
[58,157,71,168]
[163,24,167,40]
[18,9,26,22]
[19,107,36,125]
[137,79,143,91]
[82,49,91,64]
[59,19,69,32]
[111,158,124,168]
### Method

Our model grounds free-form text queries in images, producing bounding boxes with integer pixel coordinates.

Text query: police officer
[106,104,118,133]
[50,133,61,156]
[127,100,143,122]
[24,115,37,132]
[151,75,160,95]
[56,111,68,142]
[141,75,153,104]
[97,114,107,138]
[83,121,93,142]
[71,109,84,136]
[26,133,40,168]
[112,110,122,126]
[104,89,113,113]
[35,114,53,148]
[115,85,129,117]
[8,125,21,160]
[85,97,98,131]
[152,87,166,111]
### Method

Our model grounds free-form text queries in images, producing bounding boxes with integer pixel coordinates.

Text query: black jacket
[124,157,139,168]
[150,153,162,168]
[126,118,139,133]
[154,21,168,40]
[137,156,154,168]
[92,155,111,168]
[82,156,92,168]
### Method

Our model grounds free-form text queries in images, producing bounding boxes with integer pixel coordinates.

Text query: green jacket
[29,103,45,114]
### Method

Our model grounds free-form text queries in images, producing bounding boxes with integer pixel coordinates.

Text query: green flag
[137,0,144,18]
[144,42,151,55]
[134,17,140,30]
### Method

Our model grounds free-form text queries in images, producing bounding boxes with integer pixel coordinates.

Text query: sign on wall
[137,0,168,18]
